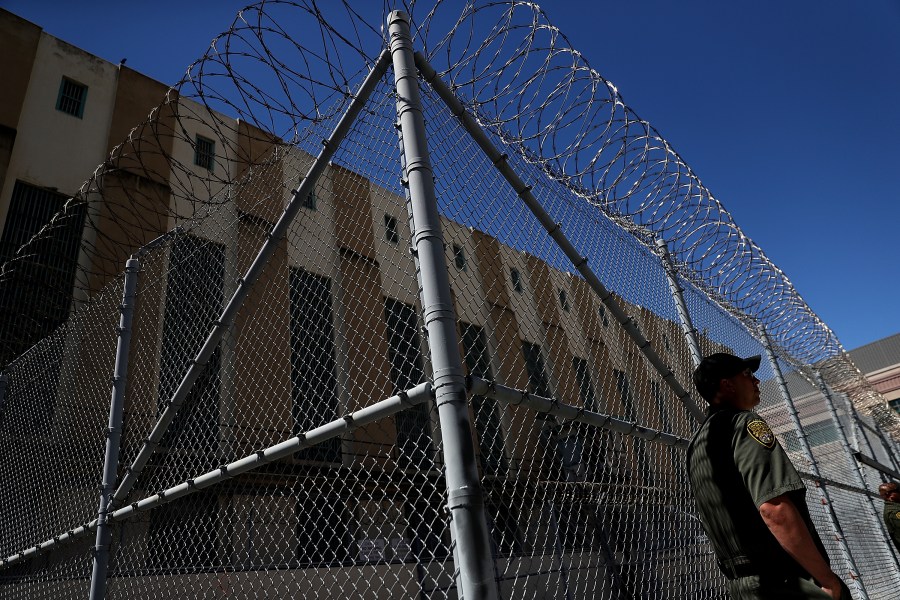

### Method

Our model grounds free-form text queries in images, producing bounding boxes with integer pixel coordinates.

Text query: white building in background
[849,333,900,413]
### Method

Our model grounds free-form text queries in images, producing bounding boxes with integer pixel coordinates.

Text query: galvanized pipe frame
[812,371,900,577]
[468,376,689,450]
[413,51,706,426]
[110,48,392,508]
[656,238,703,369]
[854,450,900,481]
[857,418,900,474]
[0,382,432,569]
[89,257,140,600]
[389,12,499,600]
[761,332,870,600]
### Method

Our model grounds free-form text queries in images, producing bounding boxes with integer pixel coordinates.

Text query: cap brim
[745,355,761,372]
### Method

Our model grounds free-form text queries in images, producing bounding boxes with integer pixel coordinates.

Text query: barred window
[194,134,215,170]
[55,77,87,118]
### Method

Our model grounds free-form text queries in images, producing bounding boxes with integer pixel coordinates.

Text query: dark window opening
[453,243,467,271]
[194,135,215,171]
[290,268,341,463]
[147,492,219,571]
[158,235,224,457]
[384,298,432,467]
[558,289,570,312]
[510,268,523,293]
[384,214,399,244]
[0,181,85,366]
[55,77,87,118]
[296,492,353,566]
[461,322,507,476]
[573,357,598,413]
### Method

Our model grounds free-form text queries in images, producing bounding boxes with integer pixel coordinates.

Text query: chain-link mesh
[1,1,898,599]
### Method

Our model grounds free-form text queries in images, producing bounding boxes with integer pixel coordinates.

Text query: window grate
[194,135,215,171]
[55,77,87,118]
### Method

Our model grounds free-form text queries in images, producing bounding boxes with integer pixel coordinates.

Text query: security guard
[878,482,900,551]
[687,353,852,599]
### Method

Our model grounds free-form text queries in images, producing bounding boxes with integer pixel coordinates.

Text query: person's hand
[819,572,848,600]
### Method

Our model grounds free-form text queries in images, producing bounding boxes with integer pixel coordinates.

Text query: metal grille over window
[0,3,897,600]
[55,77,87,118]
[194,135,215,170]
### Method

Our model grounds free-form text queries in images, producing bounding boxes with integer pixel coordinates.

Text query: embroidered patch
[747,419,775,449]
[895,511,900,520]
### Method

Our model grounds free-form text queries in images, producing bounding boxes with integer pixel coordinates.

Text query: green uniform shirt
[687,407,828,578]
[883,500,900,550]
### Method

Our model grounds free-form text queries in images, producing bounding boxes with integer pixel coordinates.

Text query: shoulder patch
[747,419,776,449]
[894,511,900,520]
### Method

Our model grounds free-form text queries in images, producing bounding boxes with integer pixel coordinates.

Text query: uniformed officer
[687,352,852,599]
[878,481,900,551]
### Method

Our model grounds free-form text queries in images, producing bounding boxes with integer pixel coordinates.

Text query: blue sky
[5,0,899,350]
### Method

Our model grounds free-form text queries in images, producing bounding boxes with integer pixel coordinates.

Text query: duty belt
[717,556,756,580]
[718,556,807,581]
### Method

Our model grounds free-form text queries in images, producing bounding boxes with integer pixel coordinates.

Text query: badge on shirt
[747,419,776,449]
[895,511,900,520]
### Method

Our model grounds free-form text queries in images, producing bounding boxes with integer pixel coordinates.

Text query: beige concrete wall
[0,10,42,205]
[1,33,118,205]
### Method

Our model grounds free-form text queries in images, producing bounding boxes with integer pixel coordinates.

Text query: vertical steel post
[388,11,498,600]
[813,371,900,576]
[656,238,703,368]
[89,257,140,600]
[761,333,869,599]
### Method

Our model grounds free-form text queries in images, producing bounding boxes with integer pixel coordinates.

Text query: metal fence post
[656,238,703,369]
[388,11,498,600]
[813,371,900,575]
[761,332,869,600]
[89,257,140,600]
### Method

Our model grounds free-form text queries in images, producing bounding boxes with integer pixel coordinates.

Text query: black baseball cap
[692,353,761,402]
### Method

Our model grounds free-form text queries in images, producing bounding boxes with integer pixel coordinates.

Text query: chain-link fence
[2,2,899,599]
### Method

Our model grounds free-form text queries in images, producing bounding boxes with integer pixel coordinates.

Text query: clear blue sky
[5,0,899,351]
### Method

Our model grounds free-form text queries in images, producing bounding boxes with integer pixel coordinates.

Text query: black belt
[718,557,755,580]
[717,556,803,581]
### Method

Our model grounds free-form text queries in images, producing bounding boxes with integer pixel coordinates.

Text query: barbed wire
[0,0,893,435]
